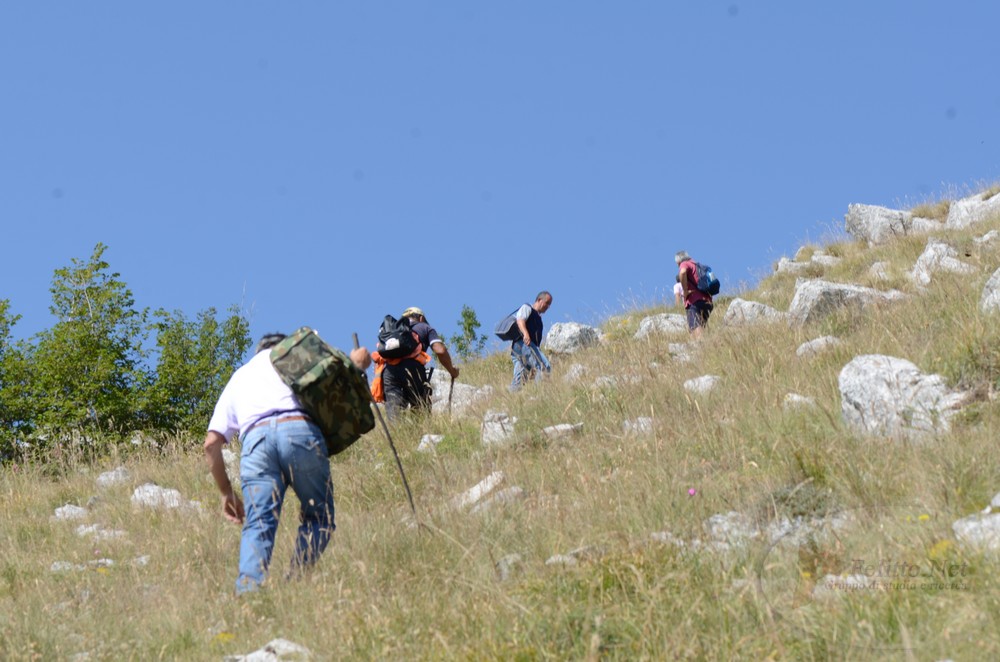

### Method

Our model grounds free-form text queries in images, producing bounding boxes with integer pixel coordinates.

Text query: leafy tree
[29,243,150,439]
[144,305,251,433]
[449,304,487,360]
[0,300,33,454]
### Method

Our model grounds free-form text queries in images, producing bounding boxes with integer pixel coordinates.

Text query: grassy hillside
[2,192,1000,660]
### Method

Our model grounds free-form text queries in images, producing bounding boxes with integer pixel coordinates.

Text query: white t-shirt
[515,303,533,320]
[207,350,302,442]
[673,282,683,298]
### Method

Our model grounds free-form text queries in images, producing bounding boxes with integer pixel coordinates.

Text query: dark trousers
[382,360,430,419]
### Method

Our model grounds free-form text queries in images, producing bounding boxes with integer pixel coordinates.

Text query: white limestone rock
[704,511,758,546]
[470,486,526,515]
[668,342,695,363]
[592,374,642,389]
[813,574,873,598]
[946,191,1000,228]
[909,240,975,286]
[541,423,583,439]
[796,335,842,358]
[844,204,914,246]
[981,267,1000,314]
[622,417,654,436]
[684,375,720,395]
[228,638,313,662]
[451,471,504,510]
[634,314,688,339]
[430,370,494,417]
[839,354,970,440]
[76,524,126,541]
[52,504,88,522]
[775,257,811,274]
[992,492,1000,510]
[722,298,789,326]
[481,411,517,447]
[496,553,524,581]
[869,261,891,281]
[544,322,601,354]
[650,531,686,547]
[416,434,444,453]
[952,512,1000,553]
[788,279,905,326]
[783,393,817,411]
[811,254,842,267]
[131,483,194,511]
[974,229,999,245]
[96,466,130,488]
[562,363,587,383]
[545,554,578,567]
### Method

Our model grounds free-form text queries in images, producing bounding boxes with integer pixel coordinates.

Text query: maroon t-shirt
[679,260,712,307]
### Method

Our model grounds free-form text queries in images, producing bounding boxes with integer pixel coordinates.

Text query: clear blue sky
[2,2,998,359]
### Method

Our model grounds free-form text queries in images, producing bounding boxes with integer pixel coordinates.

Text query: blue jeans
[510,340,551,392]
[237,417,334,594]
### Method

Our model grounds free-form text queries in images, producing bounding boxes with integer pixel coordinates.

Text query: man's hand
[522,333,531,346]
[350,346,371,371]
[221,490,245,524]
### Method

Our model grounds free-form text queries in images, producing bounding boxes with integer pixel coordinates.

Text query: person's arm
[204,431,244,524]
[680,266,694,299]
[516,317,531,345]
[430,341,459,379]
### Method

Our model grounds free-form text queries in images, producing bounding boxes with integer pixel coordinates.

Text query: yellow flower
[928,539,953,561]
[214,632,236,644]
[918,514,931,522]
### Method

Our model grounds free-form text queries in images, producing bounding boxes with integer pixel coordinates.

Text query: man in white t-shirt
[203,333,370,594]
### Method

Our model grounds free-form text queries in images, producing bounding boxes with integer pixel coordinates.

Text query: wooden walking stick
[353,332,417,516]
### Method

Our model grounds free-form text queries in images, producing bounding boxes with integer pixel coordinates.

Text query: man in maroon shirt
[676,250,713,340]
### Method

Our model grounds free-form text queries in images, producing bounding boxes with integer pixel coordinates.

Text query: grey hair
[256,333,287,353]
[674,250,691,265]
[535,290,552,303]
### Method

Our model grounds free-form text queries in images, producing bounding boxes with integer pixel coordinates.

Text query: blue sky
[2,2,998,360]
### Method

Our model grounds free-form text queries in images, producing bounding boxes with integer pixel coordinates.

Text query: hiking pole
[353,333,417,517]
[447,374,455,416]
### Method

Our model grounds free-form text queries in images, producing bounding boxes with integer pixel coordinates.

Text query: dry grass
[2,196,1000,660]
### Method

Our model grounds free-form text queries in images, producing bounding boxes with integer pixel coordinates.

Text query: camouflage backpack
[269,327,375,455]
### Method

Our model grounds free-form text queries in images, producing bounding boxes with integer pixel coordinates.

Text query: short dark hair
[256,333,286,353]
[535,290,552,303]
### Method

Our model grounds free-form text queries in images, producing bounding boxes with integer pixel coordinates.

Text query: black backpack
[377,315,420,359]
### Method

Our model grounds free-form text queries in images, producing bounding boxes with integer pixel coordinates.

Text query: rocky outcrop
[844,204,942,246]
[909,239,975,286]
[634,314,688,339]
[981,267,1000,314]
[544,322,601,354]
[430,369,494,417]
[946,191,1000,228]
[838,354,970,440]
[788,279,905,326]
[722,298,789,326]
